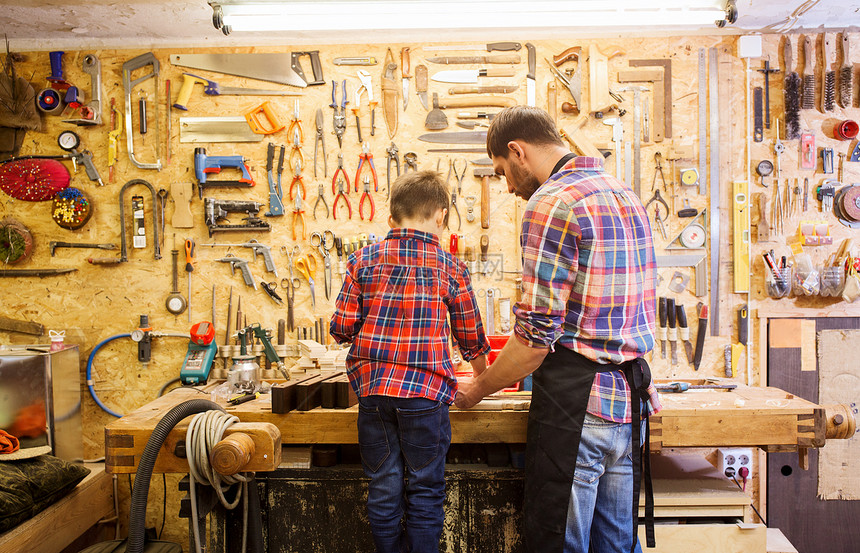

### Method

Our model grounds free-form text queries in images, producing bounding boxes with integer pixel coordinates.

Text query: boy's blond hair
[389,170,450,227]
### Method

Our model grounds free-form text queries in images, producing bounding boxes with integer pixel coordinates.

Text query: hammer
[473,167,498,229]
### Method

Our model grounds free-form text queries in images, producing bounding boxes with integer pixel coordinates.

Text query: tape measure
[681,168,699,186]
[679,223,706,249]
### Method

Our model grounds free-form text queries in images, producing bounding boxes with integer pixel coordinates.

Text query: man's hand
[454,381,482,409]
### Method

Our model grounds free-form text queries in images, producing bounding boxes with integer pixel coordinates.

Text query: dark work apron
[523,346,655,552]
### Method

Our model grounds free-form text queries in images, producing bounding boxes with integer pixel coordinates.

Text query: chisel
[667,297,678,365]
[658,297,668,359]
[692,303,708,371]
[424,42,522,52]
[676,304,694,365]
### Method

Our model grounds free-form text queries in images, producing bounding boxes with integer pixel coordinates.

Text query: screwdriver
[185,239,195,322]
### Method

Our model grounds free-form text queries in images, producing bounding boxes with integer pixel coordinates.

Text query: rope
[186,409,253,553]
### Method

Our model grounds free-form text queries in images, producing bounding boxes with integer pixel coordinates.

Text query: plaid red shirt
[515,156,661,422]
[330,228,491,404]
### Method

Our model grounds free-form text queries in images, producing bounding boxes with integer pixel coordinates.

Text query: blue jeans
[564,413,646,553]
[357,395,451,553]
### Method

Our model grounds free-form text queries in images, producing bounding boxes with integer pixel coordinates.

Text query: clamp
[289,160,307,200]
[645,189,670,240]
[292,192,307,240]
[331,153,351,195]
[286,100,303,145]
[356,70,376,137]
[313,182,330,220]
[403,152,418,172]
[355,142,378,192]
[359,176,375,221]
[333,177,352,220]
[314,107,326,178]
[330,80,348,149]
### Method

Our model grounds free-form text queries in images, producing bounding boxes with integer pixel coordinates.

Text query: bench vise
[204,198,272,237]
[194,147,254,199]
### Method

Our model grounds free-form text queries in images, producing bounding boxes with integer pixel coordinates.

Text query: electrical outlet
[717,448,753,479]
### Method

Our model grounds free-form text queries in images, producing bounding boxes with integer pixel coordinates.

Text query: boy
[331,170,491,553]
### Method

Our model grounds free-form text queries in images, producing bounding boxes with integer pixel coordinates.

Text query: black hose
[128,399,224,553]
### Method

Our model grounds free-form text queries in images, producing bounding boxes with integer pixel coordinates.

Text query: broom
[0,158,69,201]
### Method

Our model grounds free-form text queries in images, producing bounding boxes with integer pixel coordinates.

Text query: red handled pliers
[289,160,306,200]
[354,141,378,192]
[331,153,350,195]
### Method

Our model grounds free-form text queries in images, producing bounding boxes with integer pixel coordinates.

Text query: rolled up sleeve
[514,197,579,350]
[448,266,491,360]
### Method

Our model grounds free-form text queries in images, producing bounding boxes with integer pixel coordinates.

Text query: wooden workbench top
[105,380,831,474]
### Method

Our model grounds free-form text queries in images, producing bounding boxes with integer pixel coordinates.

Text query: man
[455,106,661,553]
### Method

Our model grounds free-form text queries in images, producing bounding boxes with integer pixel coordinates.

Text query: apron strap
[622,358,655,551]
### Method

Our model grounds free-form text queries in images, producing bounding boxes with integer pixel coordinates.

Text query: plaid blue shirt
[330,228,491,404]
[515,156,661,422]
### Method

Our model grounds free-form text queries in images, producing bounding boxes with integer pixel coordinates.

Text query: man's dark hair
[390,170,450,227]
[486,105,565,158]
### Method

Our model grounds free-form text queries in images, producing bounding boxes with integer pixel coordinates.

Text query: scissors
[311,230,335,300]
[281,245,301,330]
[261,281,283,305]
[295,254,318,310]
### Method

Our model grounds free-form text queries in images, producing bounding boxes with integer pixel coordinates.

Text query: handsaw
[381,48,398,139]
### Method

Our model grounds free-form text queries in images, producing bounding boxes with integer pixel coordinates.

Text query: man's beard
[509,161,543,200]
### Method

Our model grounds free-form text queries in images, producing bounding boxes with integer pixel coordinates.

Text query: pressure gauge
[57,130,80,151]
[131,329,146,342]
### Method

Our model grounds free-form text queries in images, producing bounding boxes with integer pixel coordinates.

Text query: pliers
[286,100,303,145]
[292,192,307,240]
[359,176,375,221]
[289,160,306,200]
[333,177,352,220]
[314,107,326,178]
[386,142,400,198]
[644,189,670,240]
[404,152,418,172]
[330,80,348,149]
[331,152,350,195]
[288,127,304,176]
[354,142,378,192]
[448,158,467,230]
[313,182,329,220]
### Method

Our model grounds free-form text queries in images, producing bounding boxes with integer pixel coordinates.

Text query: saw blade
[169,54,307,88]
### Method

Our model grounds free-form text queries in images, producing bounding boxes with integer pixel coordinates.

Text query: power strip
[717,448,753,479]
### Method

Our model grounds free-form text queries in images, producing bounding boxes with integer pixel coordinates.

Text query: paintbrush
[840,31,853,109]
[802,35,815,110]
[784,37,801,140]
[823,34,835,112]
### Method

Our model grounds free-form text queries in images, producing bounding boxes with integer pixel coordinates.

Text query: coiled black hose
[127,399,224,553]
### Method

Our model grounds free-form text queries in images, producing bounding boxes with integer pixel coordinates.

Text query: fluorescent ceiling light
[210,1,729,32]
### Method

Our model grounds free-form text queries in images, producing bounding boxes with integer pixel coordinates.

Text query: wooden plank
[0,315,44,336]
[637,524,766,553]
[0,463,113,553]
[769,319,803,348]
[799,319,816,372]
[766,528,798,553]
[660,413,802,447]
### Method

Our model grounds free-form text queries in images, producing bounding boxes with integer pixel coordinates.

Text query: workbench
[104,379,838,553]
[104,379,850,474]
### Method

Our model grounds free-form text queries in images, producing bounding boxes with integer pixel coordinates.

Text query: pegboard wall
[1,34,860,541]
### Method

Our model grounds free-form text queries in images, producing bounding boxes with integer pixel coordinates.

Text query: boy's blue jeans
[357,395,451,553]
[564,413,646,553]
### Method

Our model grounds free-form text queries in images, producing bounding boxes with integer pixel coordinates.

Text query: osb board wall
[1,32,854,539]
